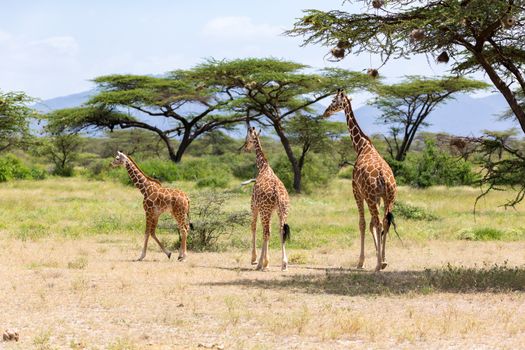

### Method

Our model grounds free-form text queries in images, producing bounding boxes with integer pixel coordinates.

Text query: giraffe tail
[282,223,291,242]
[384,212,403,247]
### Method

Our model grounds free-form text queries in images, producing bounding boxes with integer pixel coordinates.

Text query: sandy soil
[1,238,524,349]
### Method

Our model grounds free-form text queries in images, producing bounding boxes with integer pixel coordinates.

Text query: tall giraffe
[243,126,291,271]
[111,151,191,261]
[323,89,397,271]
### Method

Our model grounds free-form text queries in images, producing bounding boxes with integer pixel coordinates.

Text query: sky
[1,0,462,103]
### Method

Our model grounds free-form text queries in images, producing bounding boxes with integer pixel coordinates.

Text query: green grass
[0,178,524,249]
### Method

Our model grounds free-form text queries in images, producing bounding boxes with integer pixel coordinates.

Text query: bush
[0,154,47,182]
[394,201,438,221]
[457,227,504,241]
[196,176,230,188]
[170,191,250,251]
[392,140,476,188]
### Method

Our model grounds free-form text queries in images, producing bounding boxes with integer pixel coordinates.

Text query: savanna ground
[1,178,525,349]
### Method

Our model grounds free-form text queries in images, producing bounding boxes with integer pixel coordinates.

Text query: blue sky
[1,1,455,101]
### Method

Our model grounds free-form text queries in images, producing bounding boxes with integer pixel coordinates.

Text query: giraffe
[243,126,291,271]
[111,151,191,261]
[323,89,397,272]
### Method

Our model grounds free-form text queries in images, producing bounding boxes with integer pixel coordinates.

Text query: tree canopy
[0,90,35,152]
[287,0,525,133]
[188,57,374,192]
[47,70,246,162]
[372,75,488,161]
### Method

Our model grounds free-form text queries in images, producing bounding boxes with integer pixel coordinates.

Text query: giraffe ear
[257,129,261,136]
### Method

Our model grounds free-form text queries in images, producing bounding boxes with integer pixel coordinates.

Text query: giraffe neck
[124,159,155,195]
[254,137,269,171]
[342,96,372,154]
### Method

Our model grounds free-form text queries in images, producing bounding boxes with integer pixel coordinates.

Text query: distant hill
[349,93,516,137]
[34,90,96,113]
[36,90,517,137]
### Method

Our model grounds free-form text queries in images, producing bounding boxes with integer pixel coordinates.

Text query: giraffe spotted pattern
[323,89,397,272]
[111,151,191,261]
[244,127,290,271]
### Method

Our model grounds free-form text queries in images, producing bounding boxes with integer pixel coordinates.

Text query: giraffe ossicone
[243,126,291,271]
[111,152,192,262]
[323,89,397,272]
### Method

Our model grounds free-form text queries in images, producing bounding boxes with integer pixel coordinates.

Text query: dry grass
[0,238,525,349]
[1,178,525,348]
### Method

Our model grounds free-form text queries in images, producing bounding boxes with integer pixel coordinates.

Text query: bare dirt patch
[1,238,524,349]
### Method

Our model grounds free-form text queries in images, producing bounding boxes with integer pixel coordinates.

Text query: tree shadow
[201,263,525,296]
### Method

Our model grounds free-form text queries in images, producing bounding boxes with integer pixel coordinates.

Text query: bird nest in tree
[367,68,379,78]
[409,29,425,42]
[372,0,385,9]
[502,15,517,28]
[437,51,450,63]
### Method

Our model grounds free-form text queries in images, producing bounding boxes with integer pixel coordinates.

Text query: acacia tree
[287,0,525,133]
[286,114,347,173]
[372,76,488,161]
[0,90,35,152]
[47,71,247,162]
[189,58,372,193]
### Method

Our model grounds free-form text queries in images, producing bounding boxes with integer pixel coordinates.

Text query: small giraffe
[243,126,291,271]
[111,151,191,261]
[323,89,397,272]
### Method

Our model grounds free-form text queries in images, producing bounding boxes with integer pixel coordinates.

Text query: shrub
[0,154,47,182]
[171,191,250,251]
[196,176,230,188]
[392,140,476,188]
[457,227,504,241]
[394,201,438,221]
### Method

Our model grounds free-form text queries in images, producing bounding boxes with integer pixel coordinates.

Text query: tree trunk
[173,130,193,163]
[273,120,302,193]
[157,132,179,163]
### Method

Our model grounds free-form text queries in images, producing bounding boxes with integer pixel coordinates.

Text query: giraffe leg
[256,211,271,271]
[173,211,189,262]
[278,207,289,272]
[355,195,366,269]
[250,207,258,265]
[137,213,157,261]
[368,203,383,272]
[150,232,172,259]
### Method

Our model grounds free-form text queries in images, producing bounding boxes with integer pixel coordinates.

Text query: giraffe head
[111,151,128,167]
[242,126,261,152]
[322,89,350,118]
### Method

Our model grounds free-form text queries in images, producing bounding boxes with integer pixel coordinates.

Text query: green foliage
[38,133,82,177]
[90,156,233,188]
[0,90,36,151]
[273,152,339,193]
[457,227,504,241]
[171,192,250,251]
[392,140,476,188]
[394,201,438,221]
[0,154,47,182]
[287,1,525,133]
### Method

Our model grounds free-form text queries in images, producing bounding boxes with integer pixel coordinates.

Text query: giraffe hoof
[251,260,258,265]
[381,262,388,270]
[177,255,187,262]
[356,265,365,270]
[167,252,172,259]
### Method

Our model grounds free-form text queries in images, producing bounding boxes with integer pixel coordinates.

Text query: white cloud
[201,16,282,41]
[30,36,79,56]
[0,33,82,98]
